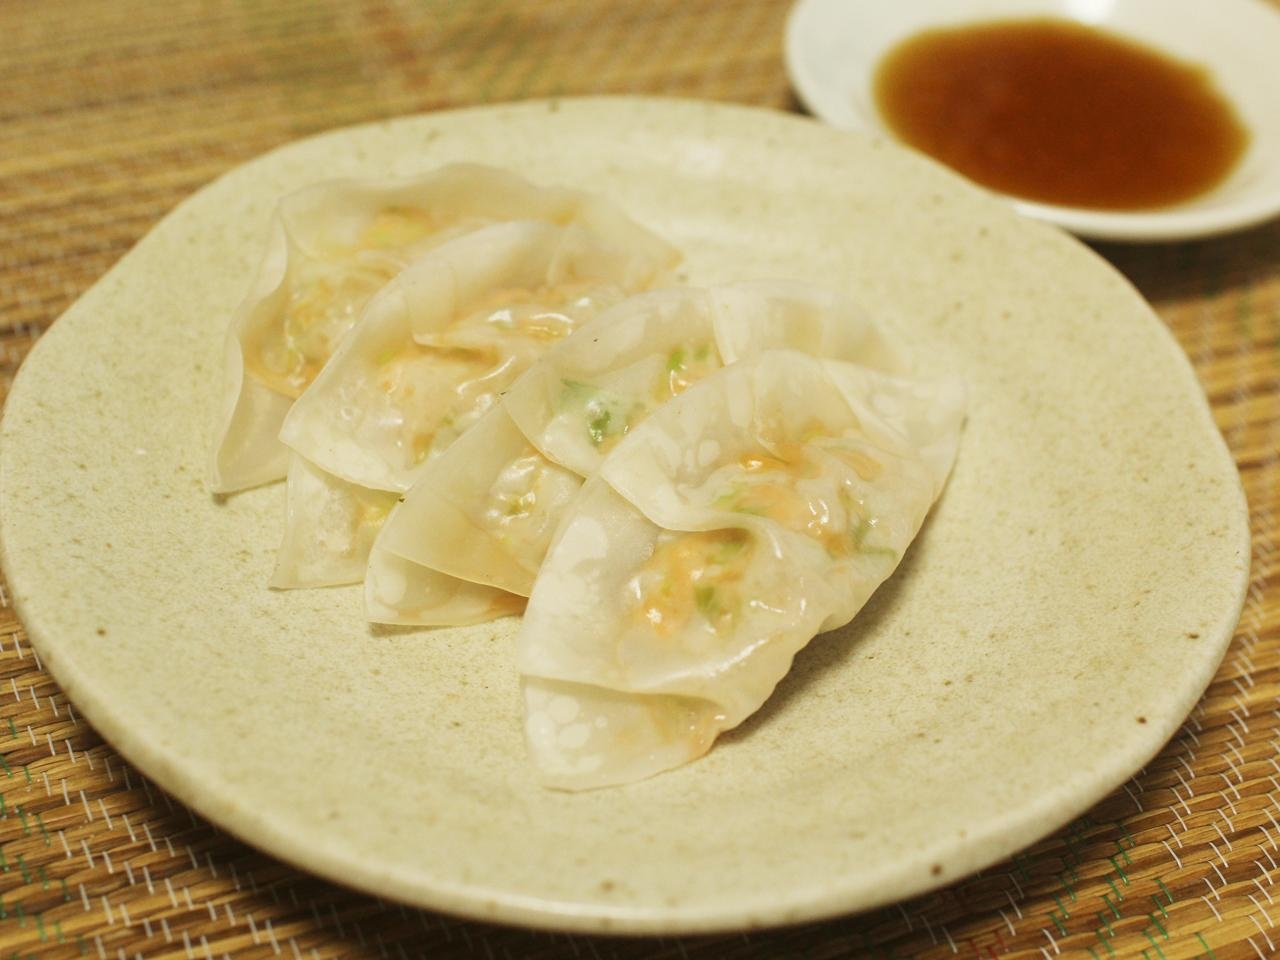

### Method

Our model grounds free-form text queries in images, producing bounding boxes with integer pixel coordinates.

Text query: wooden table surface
[2,2,1278,957]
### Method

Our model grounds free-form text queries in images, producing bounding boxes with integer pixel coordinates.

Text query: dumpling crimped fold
[367,281,904,623]
[516,350,966,789]
[207,163,679,494]
[269,453,397,589]
[371,404,583,602]
[270,217,678,589]
[364,536,526,628]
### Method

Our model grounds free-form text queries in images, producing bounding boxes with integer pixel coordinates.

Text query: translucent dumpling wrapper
[504,280,904,477]
[272,218,677,589]
[516,350,966,789]
[365,537,526,627]
[372,404,584,601]
[280,218,676,493]
[208,163,678,493]
[369,281,905,623]
[269,453,398,589]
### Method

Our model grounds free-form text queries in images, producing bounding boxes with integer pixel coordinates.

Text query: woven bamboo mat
[2,1,1278,956]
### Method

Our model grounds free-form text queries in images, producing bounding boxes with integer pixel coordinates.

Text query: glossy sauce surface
[872,18,1249,210]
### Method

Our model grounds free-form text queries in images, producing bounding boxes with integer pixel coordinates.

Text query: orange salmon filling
[716,443,882,557]
[246,207,444,398]
[384,284,617,464]
[627,529,754,638]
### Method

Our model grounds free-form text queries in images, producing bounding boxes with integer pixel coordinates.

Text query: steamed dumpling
[516,350,966,789]
[368,281,905,622]
[207,163,678,493]
[280,219,676,493]
[271,218,678,589]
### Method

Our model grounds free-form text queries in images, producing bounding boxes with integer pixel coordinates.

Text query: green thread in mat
[1105,875,1125,903]
[1048,909,1069,937]
[1057,867,1080,913]
[1114,834,1134,864]
[1094,920,1116,955]
[1147,913,1169,941]
[1108,853,1131,884]
[1142,928,1168,959]
[1053,890,1073,916]
[1197,931,1219,959]
[1151,893,1169,920]
[1097,907,1116,936]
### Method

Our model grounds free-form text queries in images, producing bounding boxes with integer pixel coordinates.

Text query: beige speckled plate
[0,98,1250,934]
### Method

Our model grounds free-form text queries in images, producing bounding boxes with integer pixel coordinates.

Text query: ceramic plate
[0,98,1250,934]
[785,0,1280,242]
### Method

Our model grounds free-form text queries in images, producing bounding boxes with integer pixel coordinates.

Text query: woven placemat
[2,1,1278,956]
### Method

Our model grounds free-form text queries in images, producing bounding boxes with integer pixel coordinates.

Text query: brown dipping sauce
[872,18,1249,210]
